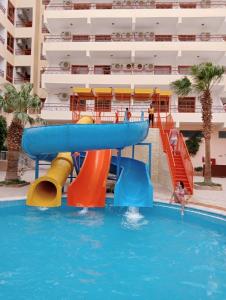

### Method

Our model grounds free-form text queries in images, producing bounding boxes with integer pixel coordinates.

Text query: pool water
[0,201,226,300]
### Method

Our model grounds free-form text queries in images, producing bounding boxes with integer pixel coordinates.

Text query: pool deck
[0,170,226,216]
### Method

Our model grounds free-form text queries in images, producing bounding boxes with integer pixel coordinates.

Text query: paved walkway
[1,170,226,215]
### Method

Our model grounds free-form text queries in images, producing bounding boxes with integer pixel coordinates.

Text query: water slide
[112,157,152,207]
[22,119,152,207]
[68,150,111,207]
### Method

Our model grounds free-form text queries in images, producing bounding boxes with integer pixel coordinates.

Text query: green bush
[0,116,7,151]
[185,133,202,156]
[194,166,203,172]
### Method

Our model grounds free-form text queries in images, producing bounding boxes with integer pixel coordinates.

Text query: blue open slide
[22,121,153,207]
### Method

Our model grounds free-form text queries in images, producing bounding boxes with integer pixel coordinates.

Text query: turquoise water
[0,201,226,300]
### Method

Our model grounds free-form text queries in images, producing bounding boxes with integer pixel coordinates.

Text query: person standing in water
[170,181,187,215]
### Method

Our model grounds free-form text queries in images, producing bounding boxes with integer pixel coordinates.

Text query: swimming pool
[0,200,226,300]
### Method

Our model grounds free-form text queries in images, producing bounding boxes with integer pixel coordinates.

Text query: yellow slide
[27,116,93,207]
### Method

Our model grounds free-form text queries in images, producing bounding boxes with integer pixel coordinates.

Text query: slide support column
[132,145,135,159]
[116,149,121,180]
[149,143,152,176]
[35,158,39,179]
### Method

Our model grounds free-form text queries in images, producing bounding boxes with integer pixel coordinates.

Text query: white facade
[0,0,43,95]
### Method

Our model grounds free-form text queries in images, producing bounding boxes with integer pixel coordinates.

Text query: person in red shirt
[115,111,119,123]
[125,107,131,122]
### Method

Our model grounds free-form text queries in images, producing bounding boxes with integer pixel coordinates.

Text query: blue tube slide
[22,121,149,157]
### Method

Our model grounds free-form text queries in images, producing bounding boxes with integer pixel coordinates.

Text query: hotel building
[1,0,226,172]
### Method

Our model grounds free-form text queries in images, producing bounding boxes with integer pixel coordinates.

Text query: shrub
[194,166,203,172]
[0,116,7,151]
[185,133,202,156]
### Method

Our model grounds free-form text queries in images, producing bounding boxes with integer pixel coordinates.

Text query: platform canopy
[114,88,133,101]
[134,88,153,101]
[73,87,94,99]
[93,88,112,100]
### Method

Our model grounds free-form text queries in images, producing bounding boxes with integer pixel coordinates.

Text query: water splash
[78,208,89,215]
[37,207,49,211]
[122,207,148,230]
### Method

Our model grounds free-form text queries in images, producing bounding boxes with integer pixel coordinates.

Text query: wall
[190,129,226,167]
[112,128,173,193]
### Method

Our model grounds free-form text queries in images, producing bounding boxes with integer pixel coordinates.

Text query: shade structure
[134,88,153,101]
[73,87,94,99]
[114,88,132,101]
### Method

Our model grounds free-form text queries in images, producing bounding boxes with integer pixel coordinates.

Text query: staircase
[174,154,192,194]
[156,113,194,195]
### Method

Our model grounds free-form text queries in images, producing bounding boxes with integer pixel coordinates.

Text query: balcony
[43,1,226,10]
[44,33,226,43]
[15,49,32,55]
[16,20,32,28]
[14,77,31,84]
[42,65,193,75]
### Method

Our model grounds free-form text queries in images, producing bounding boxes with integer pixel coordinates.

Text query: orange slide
[67,149,112,207]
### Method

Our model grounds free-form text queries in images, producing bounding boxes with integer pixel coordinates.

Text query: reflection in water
[122,207,148,230]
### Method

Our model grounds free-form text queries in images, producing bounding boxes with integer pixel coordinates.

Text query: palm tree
[0,83,42,181]
[171,62,224,184]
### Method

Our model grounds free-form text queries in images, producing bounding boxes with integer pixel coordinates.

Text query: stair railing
[156,113,176,188]
[177,133,194,193]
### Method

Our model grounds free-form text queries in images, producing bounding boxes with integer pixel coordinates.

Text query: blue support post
[141,111,144,121]
[35,158,39,179]
[132,145,135,159]
[116,149,121,179]
[149,143,152,176]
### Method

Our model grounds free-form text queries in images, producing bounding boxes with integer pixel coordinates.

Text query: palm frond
[170,77,192,96]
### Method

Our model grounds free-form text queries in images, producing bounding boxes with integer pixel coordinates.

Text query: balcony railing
[44,34,226,43]
[42,65,193,75]
[7,14,14,24]
[16,21,32,28]
[0,3,5,14]
[42,102,226,114]
[14,77,31,84]
[171,105,226,113]
[43,1,226,10]
[0,70,4,78]
[0,35,4,45]
[15,49,32,55]
[7,45,14,54]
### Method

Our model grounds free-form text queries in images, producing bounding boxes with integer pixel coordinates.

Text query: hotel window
[6,62,13,83]
[70,95,86,111]
[178,97,195,112]
[218,131,226,139]
[7,32,14,53]
[7,1,15,24]
[152,96,169,112]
